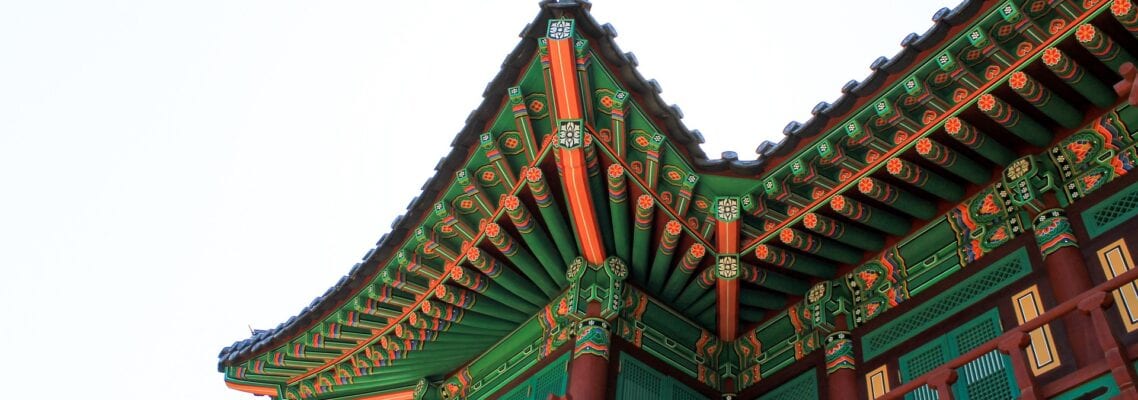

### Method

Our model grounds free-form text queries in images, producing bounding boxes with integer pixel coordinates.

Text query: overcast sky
[0,1,948,398]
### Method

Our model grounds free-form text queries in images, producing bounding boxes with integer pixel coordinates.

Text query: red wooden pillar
[825,315,858,400]
[566,302,611,400]
[1033,209,1102,365]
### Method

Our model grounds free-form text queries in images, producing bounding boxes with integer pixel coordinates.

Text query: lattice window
[897,309,1018,400]
[495,353,569,400]
[756,370,818,400]
[672,385,705,400]
[900,342,947,400]
[616,355,709,400]
[863,248,1031,360]
[1083,181,1138,238]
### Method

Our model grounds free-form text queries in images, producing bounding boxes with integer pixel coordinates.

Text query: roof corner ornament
[566,256,628,321]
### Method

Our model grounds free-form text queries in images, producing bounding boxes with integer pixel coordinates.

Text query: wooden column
[825,315,858,399]
[1033,209,1102,366]
[564,256,626,400]
[566,302,611,400]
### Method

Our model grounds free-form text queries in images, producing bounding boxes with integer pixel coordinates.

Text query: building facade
[218,1,1138,398]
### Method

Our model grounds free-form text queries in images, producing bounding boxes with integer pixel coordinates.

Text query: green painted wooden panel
[615,355,709,400]
[862,247,1031,360]
[1082,179,1138,238]
[897,309,1018,400]
[950,312,1017,400]
[755,369,818,400]
[898,338,946,400]
[906,242,963,296]
[493,352,570,400]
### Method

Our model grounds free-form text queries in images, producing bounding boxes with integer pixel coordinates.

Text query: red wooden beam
[546,20,605,265]
[715,197,741,341]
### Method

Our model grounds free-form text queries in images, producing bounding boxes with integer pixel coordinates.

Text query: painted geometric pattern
[1010,285,1060,375]
[1097,239,1138,332]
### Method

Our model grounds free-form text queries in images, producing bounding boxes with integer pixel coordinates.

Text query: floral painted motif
[1115,0,1133,16]
[977,94,997,111]
[1076,24,1096,42]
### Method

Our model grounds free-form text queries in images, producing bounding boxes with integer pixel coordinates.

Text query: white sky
[0,1,949,398]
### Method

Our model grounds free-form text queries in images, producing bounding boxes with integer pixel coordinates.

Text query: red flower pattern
[779,229,795,243]
[524,167,543,182]
[637,194,654,209]
[830,195,847,211]
[691,243,705,257]
[886,158,904,175]
[1076,24,1096,42]
[803,213,818,228]
[484,223,500,237]
[858,178,875,194]
[945,117,962,134]
[607,163,624,177]
[501,195,520,210]
[1114,0,1133,16]
[977,94,997,111]
[1042,48,1062,66]
[1009,71,1028,90]
[755,245,769,260]
[916,138,934,155]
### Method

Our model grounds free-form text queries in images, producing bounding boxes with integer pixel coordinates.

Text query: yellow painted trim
[1011,285,1060,375]
[1098,239,1138,332]
[865,364,891,400]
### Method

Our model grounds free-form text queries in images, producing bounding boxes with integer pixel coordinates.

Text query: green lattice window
[616,355,709,400]
[497,353,569,400]
[898,309,1018,400]
[1083,180,1138,238]
[863,248,1031,360]
[755,369,818,400]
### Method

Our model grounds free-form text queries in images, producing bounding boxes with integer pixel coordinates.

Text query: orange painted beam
[547,19,605,264]
[559,143,605,264]
[715,197,741,341]
[548,27,581,119]
[354,389,416,400]
[226,380,279,397]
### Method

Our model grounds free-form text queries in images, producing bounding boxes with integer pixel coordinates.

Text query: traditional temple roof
[219,0,1138,397]
[216,0,980,364]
